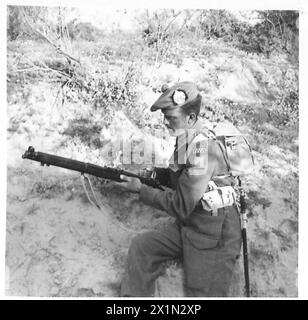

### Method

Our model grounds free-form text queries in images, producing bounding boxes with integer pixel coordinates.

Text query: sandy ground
[6,39,298,297]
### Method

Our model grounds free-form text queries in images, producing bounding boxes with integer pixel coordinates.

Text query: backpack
[207,121,255,177]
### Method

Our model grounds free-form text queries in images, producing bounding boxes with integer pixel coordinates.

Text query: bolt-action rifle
[22,146,167,192]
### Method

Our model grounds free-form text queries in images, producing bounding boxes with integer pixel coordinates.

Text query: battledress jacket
[139,120,242,296]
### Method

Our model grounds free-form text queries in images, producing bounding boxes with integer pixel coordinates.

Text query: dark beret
[150,81,201,112]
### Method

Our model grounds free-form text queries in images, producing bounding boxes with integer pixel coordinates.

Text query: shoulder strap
[197,128,232,174]
[215,137,232,173]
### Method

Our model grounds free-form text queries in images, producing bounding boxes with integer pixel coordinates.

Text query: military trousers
[120,206,241,297]
[120,222,182,297]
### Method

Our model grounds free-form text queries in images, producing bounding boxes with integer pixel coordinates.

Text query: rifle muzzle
[22,146,36,159]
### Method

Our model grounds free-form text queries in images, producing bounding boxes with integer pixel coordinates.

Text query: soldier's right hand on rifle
[117,175,142,194]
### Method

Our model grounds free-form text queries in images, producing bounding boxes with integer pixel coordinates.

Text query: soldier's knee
[129,233,150,255]
[129,231,159,256]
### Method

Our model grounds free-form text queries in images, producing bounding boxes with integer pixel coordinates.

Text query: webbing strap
[215,138,232,173]
[243,136,255,166]
[81,174,101,210]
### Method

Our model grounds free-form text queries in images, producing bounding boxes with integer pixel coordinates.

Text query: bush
[67,20,104,41]
[192,10,236,39]
[269,89,298,127]
[231,11,299,57]
[138,9,192,66]
[184,10,298,58]
[62,118,104,149]
[7,6,24,40]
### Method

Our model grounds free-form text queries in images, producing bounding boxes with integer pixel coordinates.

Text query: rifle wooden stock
[22,146,165,190]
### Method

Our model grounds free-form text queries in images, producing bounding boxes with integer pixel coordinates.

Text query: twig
[162,11,182,36]
[265,13,276,32]
[123,60,135,83]
[28,57,73,80]
[52,80,68,110]
[14,67,36,72]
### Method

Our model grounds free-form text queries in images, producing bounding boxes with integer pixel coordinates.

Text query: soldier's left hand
[119,175,142,193]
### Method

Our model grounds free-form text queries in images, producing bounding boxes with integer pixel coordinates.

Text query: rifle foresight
[22,146,36,160]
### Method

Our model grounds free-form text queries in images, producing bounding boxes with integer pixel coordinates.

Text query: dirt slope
[6,38,298,297]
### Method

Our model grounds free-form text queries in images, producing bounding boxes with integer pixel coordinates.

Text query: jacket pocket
[182,227,219,250]
[186,212,225,241]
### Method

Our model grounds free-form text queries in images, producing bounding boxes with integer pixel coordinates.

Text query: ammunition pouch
[200,181,236,216]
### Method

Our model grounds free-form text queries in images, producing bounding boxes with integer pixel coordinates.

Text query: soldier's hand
[119,175,142,193]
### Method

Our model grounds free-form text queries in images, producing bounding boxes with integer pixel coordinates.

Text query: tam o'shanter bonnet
[150,81,201,112]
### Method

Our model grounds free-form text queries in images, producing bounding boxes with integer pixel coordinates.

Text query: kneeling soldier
[119,81,242,297]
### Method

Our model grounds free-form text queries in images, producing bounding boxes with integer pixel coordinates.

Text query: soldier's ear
[188,112,197,124]
[161,84,169,93]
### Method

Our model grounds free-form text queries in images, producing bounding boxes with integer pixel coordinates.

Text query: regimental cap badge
[172,90,187,105]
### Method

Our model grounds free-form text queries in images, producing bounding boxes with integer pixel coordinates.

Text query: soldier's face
[162,108,191,136]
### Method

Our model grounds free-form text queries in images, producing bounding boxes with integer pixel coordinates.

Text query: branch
[21,9,81,65]
[17,53,95,95]
[15,54,73,82]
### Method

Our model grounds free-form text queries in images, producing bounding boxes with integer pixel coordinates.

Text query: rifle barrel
[22,146,164,190]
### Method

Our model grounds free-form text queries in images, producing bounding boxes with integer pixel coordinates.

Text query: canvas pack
[208,122,255,177]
